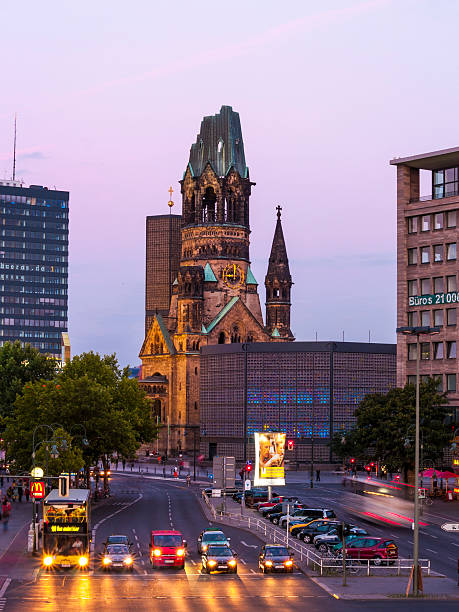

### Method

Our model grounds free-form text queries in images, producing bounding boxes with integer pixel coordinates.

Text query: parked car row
[252,496,399,566]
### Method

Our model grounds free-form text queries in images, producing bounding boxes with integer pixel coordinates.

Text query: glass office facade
[0,182,69,359]
[200,342,396,462]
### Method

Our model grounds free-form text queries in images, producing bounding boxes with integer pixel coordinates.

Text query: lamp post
[396,325,440,596]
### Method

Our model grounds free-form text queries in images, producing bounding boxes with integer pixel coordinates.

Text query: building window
[420,247,430,263]
[447,243,457,260]
[447,373,456,392]
[407,375,416,385]
[408,217,418,233]
[447,210,457,227]
[408,344,417,360]
[194,401,198,410]
[407,311,418,326]
[433,342,444,359]
[433,168,459,199]
[408,248,417,265]
[420,342,430,360]
[433,244,444,262]
[447,275,457,292]
[420,278,430,294]
[195,367,198,375]
[447,341,457,359]
[434,213,444,229]
[433,309,443,326]
[435,376,444,392]
[420,310,430,326]
[433,277,444,293]
[421,215,431,231]
[447,308,457,326]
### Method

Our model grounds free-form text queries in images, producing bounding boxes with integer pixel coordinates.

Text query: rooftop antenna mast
[12,113,17,181]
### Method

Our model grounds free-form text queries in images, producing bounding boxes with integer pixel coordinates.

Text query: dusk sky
[1,0,458,367]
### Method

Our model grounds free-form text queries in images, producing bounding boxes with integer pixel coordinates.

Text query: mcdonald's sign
[30,481,45,499]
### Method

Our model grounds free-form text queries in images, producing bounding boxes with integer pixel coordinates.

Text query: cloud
[18,151,46,160]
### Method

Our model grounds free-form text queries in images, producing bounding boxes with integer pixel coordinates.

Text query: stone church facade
[139,106,293,455]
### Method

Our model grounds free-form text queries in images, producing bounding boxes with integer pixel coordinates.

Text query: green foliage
[331,378,451,476]
[34,428,85,476]
[0,341,57,419]
[3,351,157,473]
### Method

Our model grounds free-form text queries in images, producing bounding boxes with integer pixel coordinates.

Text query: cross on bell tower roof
[276,205,282,219]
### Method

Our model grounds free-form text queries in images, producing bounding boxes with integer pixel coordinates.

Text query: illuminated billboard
[254,432,286,486]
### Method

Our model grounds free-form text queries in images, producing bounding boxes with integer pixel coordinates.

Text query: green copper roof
[188,106,248,178]
[246,266,257,285]
[206,296,239,333]
[201,324,208,334]
[204,263,217,282]
[271,327,281,338]
[156,313,176,354]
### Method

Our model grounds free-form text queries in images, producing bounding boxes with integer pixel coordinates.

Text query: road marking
[428,534,438,539]
[190,559,196,565]
[132,529,136,534]
[448,556,457,561]
[138,551,143,557]
[452,543,459,547]
[426,548,438,554]
[135,535,139,541]
[0,579,11,598]
[250,569,256,574]
[240,558,247,565]
[241,541,257,548]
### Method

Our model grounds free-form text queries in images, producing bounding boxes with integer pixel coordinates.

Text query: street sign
[212,489,221,498]
[441,522,459,532]
[30,481,45,499]
[244,479,251,491]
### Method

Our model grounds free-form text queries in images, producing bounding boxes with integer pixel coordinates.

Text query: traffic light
[365,465,371,472]
[245,462,252,473]
[350,458,355,464]
[287,440,294,451]
[336,523,350,540]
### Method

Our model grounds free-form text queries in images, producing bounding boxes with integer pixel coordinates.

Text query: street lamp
[396,325,440,596]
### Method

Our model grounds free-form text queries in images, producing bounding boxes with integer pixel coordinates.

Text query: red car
[149,530,187,569]
[343,537,398,565]
[255,496,298,512]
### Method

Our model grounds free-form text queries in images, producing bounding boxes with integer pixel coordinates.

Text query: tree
[331,378,451,482]
[3,352,157,479]
[33,428,85,477]
[0,341,57,419]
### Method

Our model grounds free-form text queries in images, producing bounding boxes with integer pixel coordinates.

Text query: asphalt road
[1,474,459,611]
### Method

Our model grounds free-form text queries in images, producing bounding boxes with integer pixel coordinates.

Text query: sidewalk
[0,499,32,561]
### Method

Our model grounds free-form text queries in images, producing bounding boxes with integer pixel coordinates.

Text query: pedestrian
[316,469,320,482]
[25,486,30,503]
[122,459,126,471]
[18,483,23,503]
[2,497,10,531]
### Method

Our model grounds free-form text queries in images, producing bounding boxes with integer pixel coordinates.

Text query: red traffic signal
[245,463,252,472]
[365,465,371,471]
[370,462,375,467]
[287,440,294,451]
[350,458,355,464]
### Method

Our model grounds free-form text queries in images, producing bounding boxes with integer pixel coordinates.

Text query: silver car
[102,544,134,571]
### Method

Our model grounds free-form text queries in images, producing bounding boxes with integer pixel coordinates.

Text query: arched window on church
[202,186,217,223]
[152,399,161,422]
[273,288,279,298]
[218,331,226,344]
[231,326,241,343]
[282,288,287,299]
[247,334,254,343]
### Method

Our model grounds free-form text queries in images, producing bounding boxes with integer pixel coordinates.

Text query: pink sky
[1,0,458,366]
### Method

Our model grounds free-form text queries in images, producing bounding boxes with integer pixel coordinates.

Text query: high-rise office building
[0,181,69,360]
[145,213,182,334]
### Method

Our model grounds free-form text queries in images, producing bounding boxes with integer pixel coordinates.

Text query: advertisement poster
[254,432,286,486]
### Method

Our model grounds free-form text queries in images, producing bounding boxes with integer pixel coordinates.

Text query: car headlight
[208,560,217,566]
[202,545,207,551]
[265,560,273,567]
[176,549,185,557]
[284,560,293,567]
[79,556,88,567]
[228,560,236,567]
[124,557,133,565]
[103,557,111,565]
[153,549,161,557]
[43,556,53,567]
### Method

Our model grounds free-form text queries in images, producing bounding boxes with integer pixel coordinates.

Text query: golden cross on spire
[168,185,174,208]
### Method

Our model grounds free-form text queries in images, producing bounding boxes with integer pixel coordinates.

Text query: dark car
[201,545,238,574]
[104,535,132,550]
[255,496,299,513]
[297,520,341,543]
[332,537,398,565]
[258,544,294,573]
[244,490,279,508]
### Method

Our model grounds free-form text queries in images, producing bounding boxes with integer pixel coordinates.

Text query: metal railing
[410,189,459,203]
[202,493,431,577]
